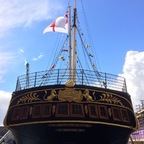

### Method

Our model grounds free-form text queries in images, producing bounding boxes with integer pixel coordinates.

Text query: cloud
[121,51,144,110]
[0,51,16,82]
[32,53,44,61]
[0,90,11,126]
[0,0,64,38]
[18,49,24,54]
[0,0,65,80]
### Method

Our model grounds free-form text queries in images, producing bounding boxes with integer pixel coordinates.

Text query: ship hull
[10,123,131,144]
[4,84,138,144]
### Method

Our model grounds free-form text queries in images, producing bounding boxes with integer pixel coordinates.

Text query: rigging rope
[45,33,61,70]
[80,0,101,72]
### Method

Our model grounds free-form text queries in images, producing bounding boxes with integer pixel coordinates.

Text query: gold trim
[17,92,41,104]
[10,87,133,109]
[132,113,139,131]
[55,129,85,132]
[48,123,92,127]
[7,97,136,121]
[98,93,123,106]
[5,87,138,131]
[93,89,133,109]
[7,120,135,130]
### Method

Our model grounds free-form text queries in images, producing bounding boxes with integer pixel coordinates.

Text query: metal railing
[15,69,127,92]
[0,131,10,143]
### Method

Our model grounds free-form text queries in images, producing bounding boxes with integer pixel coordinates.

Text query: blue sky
[0,0,144,125]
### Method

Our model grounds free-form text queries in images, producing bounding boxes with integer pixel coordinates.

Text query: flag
[43,14,68,34]
[92,63,96,68]
[88,53,93,57]
[62,48,68,52]
[58,56,65,61]
[50,64,55,70]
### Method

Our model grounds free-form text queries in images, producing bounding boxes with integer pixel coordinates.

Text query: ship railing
[15,69,127,92]
[0,130,10,143]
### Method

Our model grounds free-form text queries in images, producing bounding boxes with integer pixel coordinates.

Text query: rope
[80,0,101,72]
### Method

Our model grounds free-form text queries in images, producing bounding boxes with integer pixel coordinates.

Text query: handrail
[15,69,127,92]
[0,130,10,143]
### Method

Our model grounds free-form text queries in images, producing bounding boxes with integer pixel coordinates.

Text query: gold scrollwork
[17,92,40,104]
[99,93,123,106]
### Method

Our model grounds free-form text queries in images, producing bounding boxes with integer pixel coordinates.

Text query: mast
[68,6,72,81]
[70,0,77,82]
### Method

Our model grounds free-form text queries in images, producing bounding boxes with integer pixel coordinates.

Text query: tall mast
[68,6,72,81]
[70,0,77,82]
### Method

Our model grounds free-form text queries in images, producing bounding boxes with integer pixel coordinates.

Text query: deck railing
[15,69,127,92]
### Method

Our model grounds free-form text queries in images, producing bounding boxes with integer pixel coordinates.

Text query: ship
[129,100,144,143]
[3,0,138,144]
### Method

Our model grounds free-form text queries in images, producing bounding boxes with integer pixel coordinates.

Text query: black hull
[11,123,130,144]
[4,84,138,144]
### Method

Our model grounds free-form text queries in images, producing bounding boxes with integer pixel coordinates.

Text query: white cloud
[0,0,64,38]
[18,49,24,54]
[32,53,44,61]
[0,51,16,82]
[121,51,144,111]
[0,0,65,79]
[0,90,11,126]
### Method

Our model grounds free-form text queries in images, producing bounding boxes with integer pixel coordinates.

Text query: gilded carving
[65,80,75,87]
[57,88,96,102]
[58,88,83,102]
[43,89,57,101]
[99,93,123,106]
[83,89,96,102]
[17,92,40,104]
[16,88,97,104]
